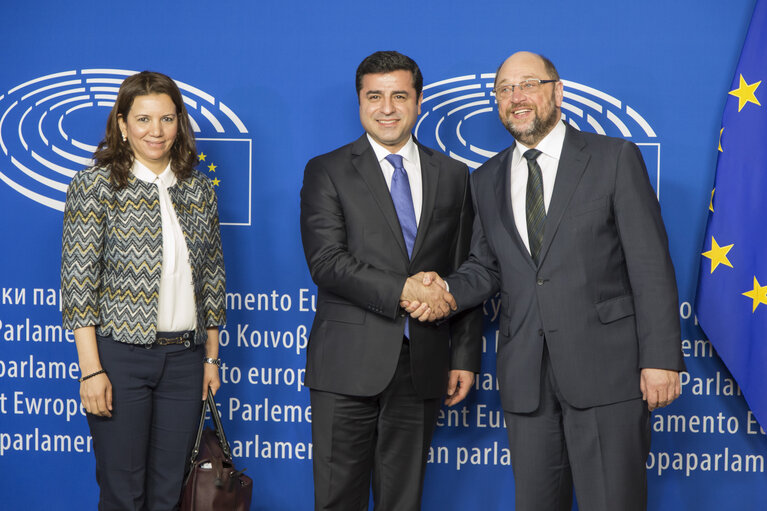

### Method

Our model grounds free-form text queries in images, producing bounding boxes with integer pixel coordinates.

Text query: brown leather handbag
[180,390,253,511]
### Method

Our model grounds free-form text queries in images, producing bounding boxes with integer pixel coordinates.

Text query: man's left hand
[640,368,681,411]
[445,370,475,406]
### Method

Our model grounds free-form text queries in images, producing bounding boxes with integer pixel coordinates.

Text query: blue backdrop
[0,1,764,509]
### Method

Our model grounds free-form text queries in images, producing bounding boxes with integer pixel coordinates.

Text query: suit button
[538,329,544,336]
[537,279,544,286]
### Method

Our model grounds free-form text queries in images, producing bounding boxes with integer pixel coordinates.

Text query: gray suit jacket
[61,167,226,346]
[300,135,482,399]
[449,124,685,412]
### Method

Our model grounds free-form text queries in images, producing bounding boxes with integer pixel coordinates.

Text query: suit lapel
[493,145,538,270]
[410,142,439,261]
[351,135,409,259]
[537,125,590,265]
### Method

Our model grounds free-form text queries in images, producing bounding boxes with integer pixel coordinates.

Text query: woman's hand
[202,327,221,400]
[80,372,113,417]
[202,363,221,400]
[73,326,112,417]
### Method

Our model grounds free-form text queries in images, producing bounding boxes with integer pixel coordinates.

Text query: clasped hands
[400,271,453,322]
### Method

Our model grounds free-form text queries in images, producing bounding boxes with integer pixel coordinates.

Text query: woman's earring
[122,133,127,142]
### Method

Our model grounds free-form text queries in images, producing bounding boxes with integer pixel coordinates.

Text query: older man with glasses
[405,51,685,511]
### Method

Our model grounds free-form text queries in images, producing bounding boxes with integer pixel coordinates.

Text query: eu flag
[195,138,252,226]
[696,1,767,428]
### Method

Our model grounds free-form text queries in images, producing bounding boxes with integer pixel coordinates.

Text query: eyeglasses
[493,79,558,100]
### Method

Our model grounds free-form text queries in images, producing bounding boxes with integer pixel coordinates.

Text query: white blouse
[131,161,196,331]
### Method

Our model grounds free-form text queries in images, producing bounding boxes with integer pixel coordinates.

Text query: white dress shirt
[131,161,197,331]
[510,120,567,254]
[367,134,423,226]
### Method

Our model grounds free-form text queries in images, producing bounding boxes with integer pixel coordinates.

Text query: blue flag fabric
[194,138,252,226]
[696,1,767,428]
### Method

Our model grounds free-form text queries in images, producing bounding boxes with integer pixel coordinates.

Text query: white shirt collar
[514,120,566,161]
[366,134,419,163]
[131,160,176,188]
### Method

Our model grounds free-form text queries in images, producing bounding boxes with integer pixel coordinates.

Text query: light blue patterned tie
[386,153,417,338]
[386,154,417,258]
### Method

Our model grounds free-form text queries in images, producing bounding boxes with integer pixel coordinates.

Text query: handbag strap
[188,389,233,464]
[207,388,233,460]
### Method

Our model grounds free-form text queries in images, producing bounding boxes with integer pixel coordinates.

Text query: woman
[61,71,226,510]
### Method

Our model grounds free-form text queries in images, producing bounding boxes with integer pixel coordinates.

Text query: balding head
[494,51,563,147]
[495,52,559,88]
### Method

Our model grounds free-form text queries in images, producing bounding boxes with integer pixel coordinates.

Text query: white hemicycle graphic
[0,69,249,212]
[415,73,661,197]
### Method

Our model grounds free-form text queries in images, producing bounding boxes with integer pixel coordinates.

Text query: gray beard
[504,105,560,147]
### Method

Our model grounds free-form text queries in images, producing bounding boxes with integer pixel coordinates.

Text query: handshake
[399,271,455,322]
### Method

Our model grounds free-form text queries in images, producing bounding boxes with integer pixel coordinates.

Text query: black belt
[155,330,194,346]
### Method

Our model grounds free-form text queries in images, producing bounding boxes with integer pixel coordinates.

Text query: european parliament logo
[415,74,662,197]
[0,69,251,226]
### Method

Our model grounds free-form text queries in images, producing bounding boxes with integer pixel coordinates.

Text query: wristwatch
[203,357,221,367]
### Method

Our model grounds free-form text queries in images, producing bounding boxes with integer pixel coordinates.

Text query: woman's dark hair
[93,71,197,188]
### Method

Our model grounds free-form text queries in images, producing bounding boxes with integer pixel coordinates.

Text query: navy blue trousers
[87,335,204,511]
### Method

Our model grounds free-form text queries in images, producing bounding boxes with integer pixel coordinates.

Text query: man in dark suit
[300,50,482,511]
[406,51,685,510]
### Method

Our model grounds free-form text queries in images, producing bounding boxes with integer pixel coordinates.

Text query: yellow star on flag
[709,188,715,212]
[728,74,761,112]
[198,152,207,162]
[208,163,217,172]
[702,236,734,273]
[718,128,723,152]
[742,276,767,312]
[212,177,221,186]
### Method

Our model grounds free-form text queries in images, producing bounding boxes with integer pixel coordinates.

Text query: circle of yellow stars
[198,152,221,186]
[703,72,764,313]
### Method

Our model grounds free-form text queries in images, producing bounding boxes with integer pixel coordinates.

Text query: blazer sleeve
[448,171,502,311]
[300,157,406,320]
[61,169,107,331]
[201,177,227,327]
[447,166,484,372]
[613,141,685,371]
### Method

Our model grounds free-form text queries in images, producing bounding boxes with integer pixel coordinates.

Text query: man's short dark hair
[355,51,423,98]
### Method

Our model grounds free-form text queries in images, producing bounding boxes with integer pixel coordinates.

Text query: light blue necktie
[386,153,417,338]
[385,154,417,258]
